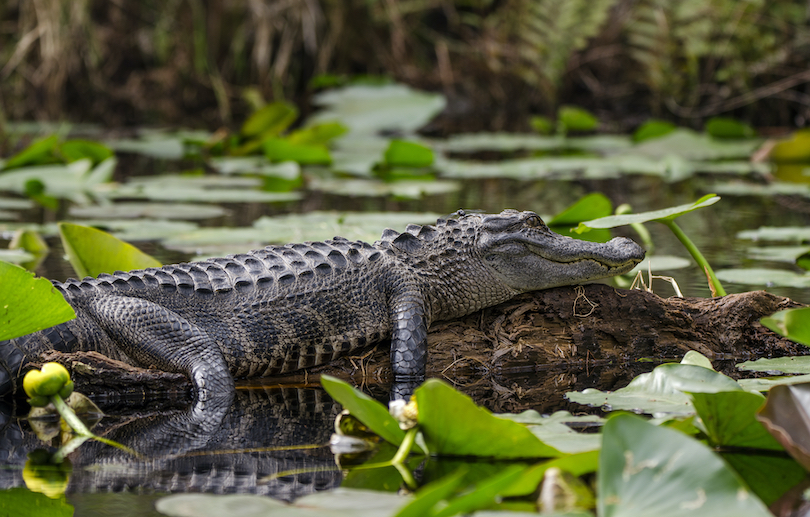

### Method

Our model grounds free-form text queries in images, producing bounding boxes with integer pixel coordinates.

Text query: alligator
[0,209,645,399]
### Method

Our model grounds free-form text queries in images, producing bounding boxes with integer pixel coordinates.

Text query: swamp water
[2,84,810,515]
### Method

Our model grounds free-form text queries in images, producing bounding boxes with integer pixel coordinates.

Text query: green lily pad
[760,307,810,347]
[739,374,810,392]
[558,106,598,133]
[746,245,810,263]
[394,468,466,517]
[738,356,810,374]
[415,379,563,458]
[310,84,445,136]
[262,138,331,164]
[631,129,760,161]
[689,391,779,450]
[208,157,300,178]
[287,122,348,146]
[66,219,199,242]
[566,362,742,417]
[0,248,35,264]
[711,181,808,198]
[705,117,756,139]
[69,202,227,220]
[738,226,810,243]
[770,129,810,162]
[59,139,114,164]
[0,158,115,203]
[109,174,301,203]
[632,120,676,142]
[383,140,434,168]
[2,135,59,170]
[715,268,810,288]
[320,375,408,447]
[577,194,720,231]
[547,193,612,226]
[0,261,75,341]
[241,102,298,138]
[0,197,34,210]
[598,414,771,517]
[58,222,162,278]
[309,177,459,199]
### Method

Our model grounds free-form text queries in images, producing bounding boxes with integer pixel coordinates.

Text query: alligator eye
[525,215,544,228]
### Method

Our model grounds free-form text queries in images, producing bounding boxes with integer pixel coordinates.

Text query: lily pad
[309,177,459,199]
[738,356,810,374]
[58,222,162,278]
[0,158,115,203]
[547,193,612,226]
[241,102,298,138]
[109,174,301,203]
[566,362,742,417]
[0,248,36,264]
[690,391,779,450]
[633,120,676,142]
[415,379,562,458]
[715,268,810,288]
[69,202,227,220]
[383,140,434,168]
[739,374,810,392]
[2,135,59,170]
[746,245,810,263]
[631,129,760,161]
[598,414,771,517]
[208,157,300,178]
[0,261,75,341]
[737,226,810,243]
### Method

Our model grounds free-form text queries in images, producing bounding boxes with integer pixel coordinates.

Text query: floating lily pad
[739,374,810,392]
[0,197,34,210]
[715,268,810,288]
[383,140,434,168]
[566,361,742,417]
[208,157,300,178]
[598,414,771,517]
[745,245,810,263]
[309,177,459,199]
[0,158,115,203]
[558,106,598,133]
[705,117,756,139]
[631,129,760,161]
[738,356,810,374]
[711,181,809,198]
[161,211,443,254]
[108,174,301,203]
[0,261,75,341]
[69,202,227,220]
[65,219,199,242]
[109,130,211,159]
[738,226,810,243]
[310,84,446,135]
[633,120,676,142]
[0,248,35,264]
[2,135,59,170]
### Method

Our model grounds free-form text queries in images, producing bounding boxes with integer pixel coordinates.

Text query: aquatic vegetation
[0,261,75,341]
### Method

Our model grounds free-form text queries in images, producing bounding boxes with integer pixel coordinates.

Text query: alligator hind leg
[86,297,234,399]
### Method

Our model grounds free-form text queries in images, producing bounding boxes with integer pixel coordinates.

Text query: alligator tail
[0,325,76,397]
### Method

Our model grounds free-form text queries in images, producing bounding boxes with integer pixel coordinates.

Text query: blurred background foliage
[1,0,808,130]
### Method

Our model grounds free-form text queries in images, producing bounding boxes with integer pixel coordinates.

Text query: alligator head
[474,209,645,292]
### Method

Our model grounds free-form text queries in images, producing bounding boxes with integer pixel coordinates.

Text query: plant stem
[392,427,418,465]
[49,394,92,436]
[660,219,726,297]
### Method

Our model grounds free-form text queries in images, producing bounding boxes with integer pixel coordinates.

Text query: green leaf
[632,120,676,142]
[383,140,434,168]
[58,222,162,279]
[0,487,74,517]
[598,414,771,517]
[241,102,298,138]
[431,465,527,517]
[2,135,59,170]
[738,356,810,374]
[705,117,755,139]
[262,138,331,164]
[690,391,779,450]
[59,140,114,164]
[530,115,554,135]
[320,375,408,447]
[287,122,348,146]
[716,268,810,288]
[414,379,562,458]
[547,193,613,226]
[566,363,742,416]
[558,106,598,133]
[760,307,810,347]
[576,194,720,231]
[0,261,75,341]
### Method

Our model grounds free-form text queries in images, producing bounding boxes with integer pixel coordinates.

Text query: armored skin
[0,210,645,399]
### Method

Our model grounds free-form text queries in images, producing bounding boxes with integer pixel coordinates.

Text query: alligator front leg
[389,295,429,380]
[86,297,234,399]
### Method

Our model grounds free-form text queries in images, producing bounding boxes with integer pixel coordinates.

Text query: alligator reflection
[0,387,344,500]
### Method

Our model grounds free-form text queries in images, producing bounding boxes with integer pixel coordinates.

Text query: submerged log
[34,285,805,405]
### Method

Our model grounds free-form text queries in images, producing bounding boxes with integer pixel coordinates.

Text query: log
[33,285,805,411]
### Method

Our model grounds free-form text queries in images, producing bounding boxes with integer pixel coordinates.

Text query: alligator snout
[607,237,646,263]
